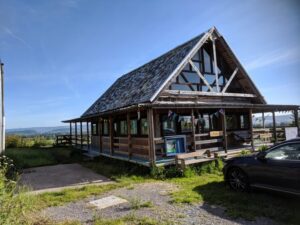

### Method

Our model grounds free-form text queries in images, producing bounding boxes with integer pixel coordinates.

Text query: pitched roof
[82,32,205,117]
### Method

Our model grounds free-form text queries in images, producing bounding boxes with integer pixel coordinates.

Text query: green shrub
[164,166,182,178]
[0,156,37,225]
[150,166,166,179]
[197,158,223,175]
[5,135,21,148]
[183,167,197,178]
[239,150,251,156]
[258,145,269,151]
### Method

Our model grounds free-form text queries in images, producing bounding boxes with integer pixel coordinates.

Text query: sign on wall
[285,127,298,140]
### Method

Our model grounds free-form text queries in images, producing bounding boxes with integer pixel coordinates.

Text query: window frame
[102,119,109,136]
[91,122,98,136]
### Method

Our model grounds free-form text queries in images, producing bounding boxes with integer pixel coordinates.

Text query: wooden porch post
[127,113,132,159]
[221,109,227,153]
[262,112,265,129]
[109,116,114,155]
[69,122,72,146]
[99,118,103,153]
[147,108,156,166]
[86,121,90,149]
[272,111,277,143]
[75,122,78,147]
[191,109,196,151]
[249,109,254,151]
[80,121,83,149]
[294,109,299,137]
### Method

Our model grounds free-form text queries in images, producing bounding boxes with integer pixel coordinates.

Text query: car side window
[265,143,300,160]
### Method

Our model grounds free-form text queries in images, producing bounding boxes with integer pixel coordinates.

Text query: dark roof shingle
[82,32,205,117]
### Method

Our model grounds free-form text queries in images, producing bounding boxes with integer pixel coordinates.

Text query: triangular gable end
[151,27,266,104]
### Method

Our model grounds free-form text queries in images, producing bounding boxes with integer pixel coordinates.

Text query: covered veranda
[59,103,299,167]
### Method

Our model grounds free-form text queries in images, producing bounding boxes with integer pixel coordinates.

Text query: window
[266,144,300,160]
[203,49,212,73]
[114,122,118,134]
[200,114,210,132]
[102,119,109,136]
[140,118,148,135]
[120,120,127,135]
[170,84,191,91]
[226,114,238,130]
[240,114,249,129]
[92,122,98,136]
[130,119,138,135]
[179,116,192,133]
[162,115,176,135]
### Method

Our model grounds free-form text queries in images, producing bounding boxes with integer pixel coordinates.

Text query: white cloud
[0,26,32,49]
[245,47,300,71]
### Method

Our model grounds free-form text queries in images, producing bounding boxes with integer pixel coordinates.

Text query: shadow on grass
[81,156,151,182]
[193,181,300,225]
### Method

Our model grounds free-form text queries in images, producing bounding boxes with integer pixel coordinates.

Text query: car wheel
[227,167,249,191]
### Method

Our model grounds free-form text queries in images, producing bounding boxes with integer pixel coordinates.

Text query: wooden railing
[55,135,90,147]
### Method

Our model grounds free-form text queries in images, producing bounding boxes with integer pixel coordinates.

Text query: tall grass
[0,155,37,225]
[5,147,81,169]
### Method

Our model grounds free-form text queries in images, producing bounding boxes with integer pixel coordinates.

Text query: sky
[0,0,300,129]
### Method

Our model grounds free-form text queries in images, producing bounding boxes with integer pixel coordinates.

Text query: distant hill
[6,126,71,136]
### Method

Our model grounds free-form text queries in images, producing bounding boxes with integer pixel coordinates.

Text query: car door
[250,142,300,193]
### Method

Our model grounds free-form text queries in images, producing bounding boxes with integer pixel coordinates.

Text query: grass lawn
[5,147,81,169]
[169,173,300,224]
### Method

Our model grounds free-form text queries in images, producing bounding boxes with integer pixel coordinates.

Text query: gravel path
[42,182,277,225]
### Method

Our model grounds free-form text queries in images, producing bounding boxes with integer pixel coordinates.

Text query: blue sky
[0,0,299,129]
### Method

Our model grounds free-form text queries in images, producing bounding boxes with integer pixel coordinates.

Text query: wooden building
[63,27,299,167]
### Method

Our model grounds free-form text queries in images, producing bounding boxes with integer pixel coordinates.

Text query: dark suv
[223,138,300,195]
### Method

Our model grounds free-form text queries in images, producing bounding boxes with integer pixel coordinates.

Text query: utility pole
[0,60,5,154]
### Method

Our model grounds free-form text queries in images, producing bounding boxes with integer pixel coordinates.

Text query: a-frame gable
[151,27,266,104]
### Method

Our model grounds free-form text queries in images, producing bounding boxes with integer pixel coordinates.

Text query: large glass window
[203,49,212,73]
[240,114,249,129]
[102,119,109,136]
[179,116,192,133]
[92,122,98,136]
[120,120,127,135]
[140,118,148,135]
[130,119,138,135]
[162,115,176,136]
[226,114,239,130]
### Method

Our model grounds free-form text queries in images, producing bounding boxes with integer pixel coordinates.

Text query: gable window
[102,119,109,136]
[140,118,148,135]
[203,49,212,73]
[92,122,98,136]
[130,119,138,135]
